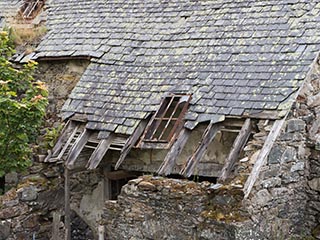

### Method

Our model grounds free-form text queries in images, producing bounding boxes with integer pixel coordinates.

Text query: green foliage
[0,31,48,177]
[43,123,63,149]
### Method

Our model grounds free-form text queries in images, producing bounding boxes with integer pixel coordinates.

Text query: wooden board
[66,129,91,168]
[86,135,113,170]
[243,118,285,198]
[180,122,222,177]
[157,128,191,175]
[115,121,147,170]
[219,118,252,181]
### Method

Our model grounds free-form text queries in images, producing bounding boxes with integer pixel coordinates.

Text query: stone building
[1,0,320,239]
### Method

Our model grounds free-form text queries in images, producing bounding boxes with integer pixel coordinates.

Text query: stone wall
[0,59,91,239]
[241,62,320,239]
[103,175,265,240]
[35,59,89,124]
[0,164,64,240]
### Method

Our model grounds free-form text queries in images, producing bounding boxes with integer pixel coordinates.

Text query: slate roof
[35,0,320,136]
[0,0,22,28]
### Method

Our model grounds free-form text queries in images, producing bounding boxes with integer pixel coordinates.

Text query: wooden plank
[180,122,222,177]
[64,168,71,240]
[44,120,75,162]
[86,135,113,170]
[243,118,285,198]
[52,211,61,240]
[157,128,191,175]
[66,129,91,168]
[219,118,252,182]
[52,121,75,156]
[105,170,137,180]
[115,121,148,170]
[57,125,79,160]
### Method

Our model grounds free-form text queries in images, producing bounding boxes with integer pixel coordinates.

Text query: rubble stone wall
[242,61,320,239]
[103,176,264,240]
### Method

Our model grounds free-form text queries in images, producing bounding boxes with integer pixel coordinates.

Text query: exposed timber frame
[86,134,114,170]
[180,122,222,177]
[243,118,286,198]
[157,128,191,175]
[115,121,148,170]
[45,120,76,162]
[66,129,91,168]
[219,118,252,181]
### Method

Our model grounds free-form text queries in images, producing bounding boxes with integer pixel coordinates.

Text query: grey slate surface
[35,0,320,135]
[0,0,22,27]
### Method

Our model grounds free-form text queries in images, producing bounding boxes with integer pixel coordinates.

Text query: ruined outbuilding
[1,0,320,239]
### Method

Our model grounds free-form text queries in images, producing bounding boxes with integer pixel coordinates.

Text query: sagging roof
[35,0,320,136]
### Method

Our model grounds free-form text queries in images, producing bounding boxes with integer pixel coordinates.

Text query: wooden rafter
[57,125,80,160]
[66,129,91,168]
[44,120,76,162]
[219,118,252,182]
[243,118,285,198]
[180,122,222,177]
[115,121,148,170]
[86,134,113,170]
[157,128,191,175]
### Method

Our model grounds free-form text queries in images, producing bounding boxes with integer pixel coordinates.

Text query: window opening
[106,170,141,200]
[139,94,191,148]
[20,0,45,20]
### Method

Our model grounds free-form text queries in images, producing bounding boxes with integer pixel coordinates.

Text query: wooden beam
[44,120,76,162]
[105,170,137,181]
[180,122,222,177]
[219,118,252,182]
[57,125,80,160]
[64,168,71,240]
[114,121,147,170]
[157,128,191,175]
[86,135,113,170]
[66,129,91,168]
[243,118,285,198]
[52,211,61,240]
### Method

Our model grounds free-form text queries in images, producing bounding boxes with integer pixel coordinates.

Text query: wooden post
[65,168,71,240]
[243,118,285,198]
[98,225,105,240]
[219,118,252,181]
[103,166,111,200]
[52,211,61,240]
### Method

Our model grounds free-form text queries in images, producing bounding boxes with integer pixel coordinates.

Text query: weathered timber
[56,125,80,160]
[180,122,222,177]
[52,211,61,240]
[64,168,71,240]
[52,120,76,156]
[115,121,148,170]
[219,118,252,181]
[105,170,137,180]
[157,128,191,175]
[244,118,285,198]
[66,129,91,168]
[86,135,113,170]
